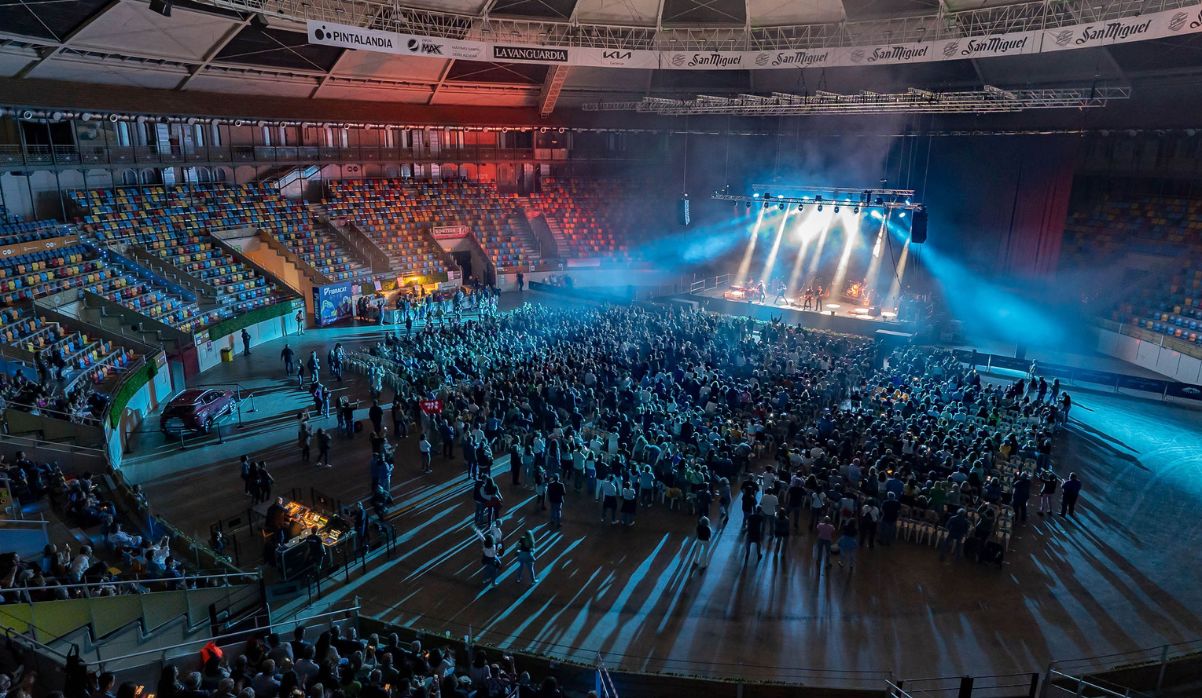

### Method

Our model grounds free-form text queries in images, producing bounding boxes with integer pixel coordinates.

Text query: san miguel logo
[1168,12,1188,31]
[687,53,742,67]
[1053,30,1074,46]
[312,25,393,49]
[670,53,687,67]
[493,45,568,62]
[867,45,929,62]
[1075,20,1153,44]
[849,48,866,64]
[771,50,831,66]
[942,41,960,58]
[962,35,1029,55]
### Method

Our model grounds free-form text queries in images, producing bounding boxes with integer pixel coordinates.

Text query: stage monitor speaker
[910,208,928,244]
[149,0,172,16]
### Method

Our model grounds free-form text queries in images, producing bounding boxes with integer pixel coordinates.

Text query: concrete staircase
[507,215,543,266]
[235,235,319,317]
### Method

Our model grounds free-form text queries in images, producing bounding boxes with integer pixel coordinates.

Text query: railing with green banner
[206,300,296,341]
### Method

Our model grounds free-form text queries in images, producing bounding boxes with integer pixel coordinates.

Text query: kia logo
[602,50,632,60]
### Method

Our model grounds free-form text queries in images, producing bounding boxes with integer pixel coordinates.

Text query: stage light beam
[734,207,767,286]
[758,206,791,286]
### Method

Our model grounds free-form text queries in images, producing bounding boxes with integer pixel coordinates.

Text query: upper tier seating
[1064,193,1202,345]
[207,185,373,282]
[324,180,459,276]
[0,306,136,394]
[68,186,285,315]
[524,178,631,261]
[0,218,75,247]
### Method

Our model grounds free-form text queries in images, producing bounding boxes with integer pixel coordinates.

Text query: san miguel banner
[308,7,1202,69]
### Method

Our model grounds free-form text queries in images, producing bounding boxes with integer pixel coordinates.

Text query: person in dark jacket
[1060,472,1082,517]
[744,505,765,563]
[369,400,384,435]
[940,509,969,562]
[695,515,713,569]
[1011,472,1031,523]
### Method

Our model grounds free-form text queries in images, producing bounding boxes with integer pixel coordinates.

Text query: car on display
[158,388,238,435]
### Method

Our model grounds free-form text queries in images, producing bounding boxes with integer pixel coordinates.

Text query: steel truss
[583,85,1133,115]
[200,0,1200,51]
[714,189,922,211]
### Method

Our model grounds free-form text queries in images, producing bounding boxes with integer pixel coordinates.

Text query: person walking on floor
[772,508,790,556]
[241,328,252,356]
[1038,469,1058,515]
[316,428,332,468]
[298,417,311,464]
[599,475,619,524]
[1011,472,1031,523]
[295,309,305,335]
[744,505,766,563]
[940,509,969,562]
[547,475,566,530]
[815,516,836,569]
[1060,472,1082,517]
[620,480,638,526]
[281,344,295,377]
[481,534,502,588]
[306,352,320,386]
[837,524,858,571]
[419,434,432,473]
[695,515,713,569]
[255,462,274,504]
[515,531,538,585]
[392,399,408,439]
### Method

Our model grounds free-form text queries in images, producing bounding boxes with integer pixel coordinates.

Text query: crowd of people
[99,622,576,698]
[0,450,197,604]
[342,300,1080,583]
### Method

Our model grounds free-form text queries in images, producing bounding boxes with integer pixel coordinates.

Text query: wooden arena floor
[138,293,1202,685]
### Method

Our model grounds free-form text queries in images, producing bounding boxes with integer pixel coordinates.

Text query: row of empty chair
[0,306,137,391]
[524,178,632,261]
[68,186,285,315]
[325,180,457,277]
[0,218,75,247]
[1065,193,1202,345]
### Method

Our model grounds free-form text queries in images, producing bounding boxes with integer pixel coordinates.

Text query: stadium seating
[0,306,136,388]
[1064,193,1202,345]
[523,178,632,261]
[68,186,286,315]
[324,180,461,276]
[0,218,74,246]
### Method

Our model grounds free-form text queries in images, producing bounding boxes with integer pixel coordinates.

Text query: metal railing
[95,605,358,671]
[2,571,261,597]
[1043,638,1202,698]
[1097,317,1202,362]
[0,144,651,170]
[892,673,1041,697]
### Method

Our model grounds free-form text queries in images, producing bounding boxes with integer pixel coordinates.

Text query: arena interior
[2,0,1202,696]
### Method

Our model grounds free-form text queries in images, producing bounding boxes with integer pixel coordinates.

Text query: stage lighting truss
[584,85,1131,116]
[716,186,922,211]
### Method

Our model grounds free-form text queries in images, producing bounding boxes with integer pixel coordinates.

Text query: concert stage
[686,287,918,337]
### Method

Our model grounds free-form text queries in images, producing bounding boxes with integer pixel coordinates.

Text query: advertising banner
[314,281,354,327]
[0,234,78,260]
[432,225,470,239]
[419,399,443,415]
[309,8,1202,70]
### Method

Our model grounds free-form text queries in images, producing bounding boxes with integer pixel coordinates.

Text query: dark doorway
[451,251,473,282]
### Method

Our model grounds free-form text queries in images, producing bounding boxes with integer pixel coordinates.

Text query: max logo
[602,50,632,60]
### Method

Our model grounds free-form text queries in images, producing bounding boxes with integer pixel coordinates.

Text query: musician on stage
[754,280,766,304]
[802,286,814,310]
[814,284,824,312]
[774,281,789,305]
